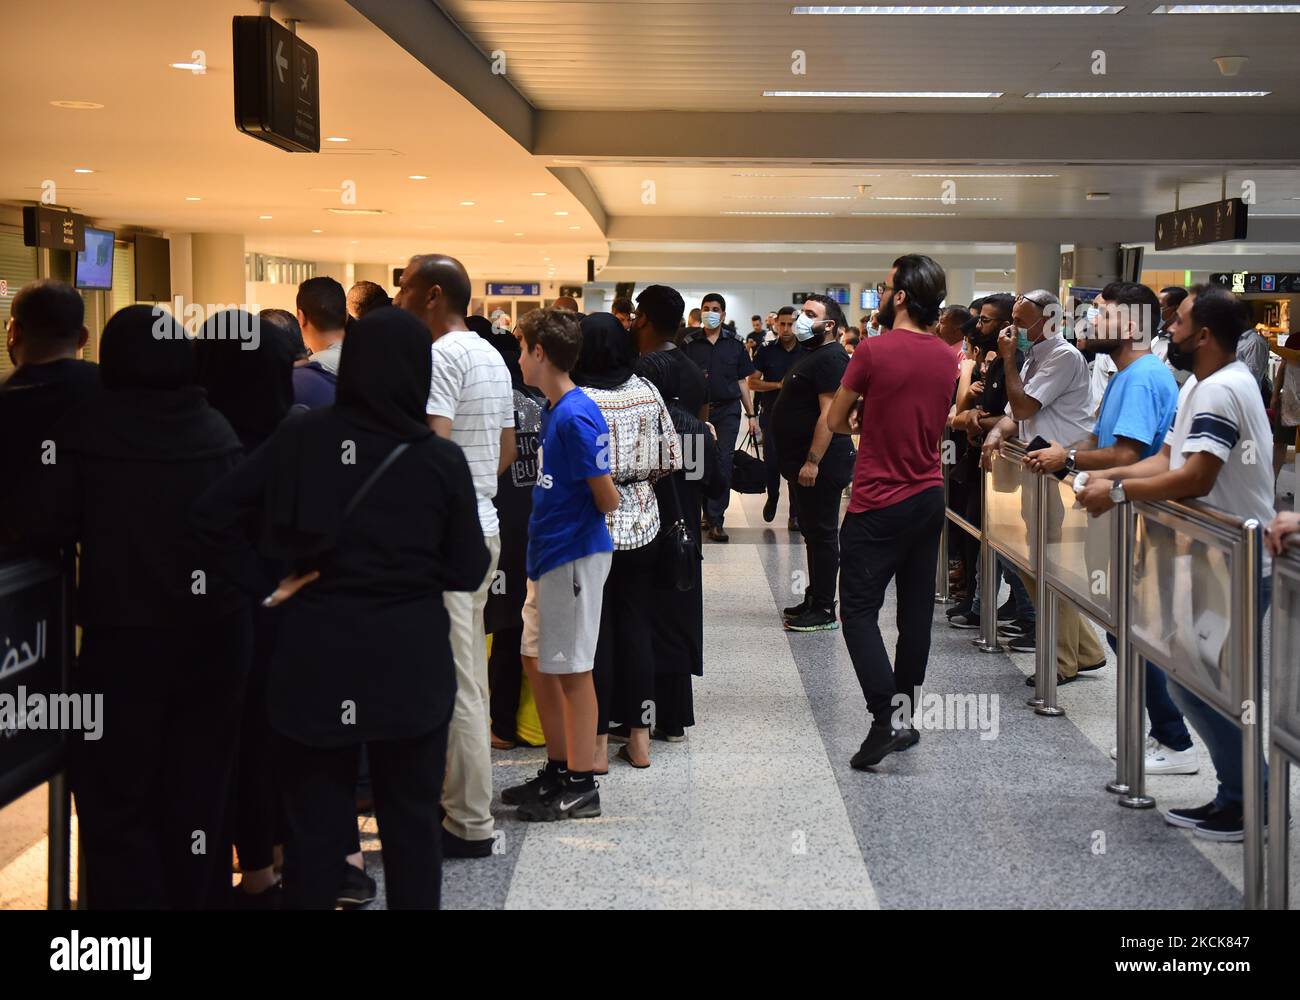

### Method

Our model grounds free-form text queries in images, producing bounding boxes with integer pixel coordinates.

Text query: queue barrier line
[1267,543,1300,910]
[937,437,1269,909]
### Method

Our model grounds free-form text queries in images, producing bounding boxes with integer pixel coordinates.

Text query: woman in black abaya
[193,307,489,910]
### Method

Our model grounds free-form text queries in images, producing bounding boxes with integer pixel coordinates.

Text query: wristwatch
[1109,481,1127,505]
[1065,448,1078,474]
[1072,471,1090,494]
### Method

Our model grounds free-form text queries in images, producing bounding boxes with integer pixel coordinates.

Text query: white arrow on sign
[275,40,288,83]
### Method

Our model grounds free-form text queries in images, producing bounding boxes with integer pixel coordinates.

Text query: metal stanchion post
[46,772,71,910]
[1119,652,1154,808]
[1030,475,1064,715]
[935,511,950,603]
[1240,520,1263,909]
[974,465,1002,653]
[1266,749,1289,909]
[1107,503,1131,794]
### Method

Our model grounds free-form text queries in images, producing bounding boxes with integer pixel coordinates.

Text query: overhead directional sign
[233,16,320,153]
[1155,197,1248,251]
[1210,272,1300,294]
[487,283,541,296]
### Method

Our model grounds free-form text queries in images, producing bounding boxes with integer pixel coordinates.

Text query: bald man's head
[395,254,472,336]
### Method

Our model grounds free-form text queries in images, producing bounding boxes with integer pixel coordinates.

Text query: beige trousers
[1017,569,1108,678]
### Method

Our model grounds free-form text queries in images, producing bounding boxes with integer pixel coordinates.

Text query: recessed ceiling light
[569,225,581,230]
[531,192,547,197]
[49,100,103,110]
[873,195,1001,201]
[185,196,202,201]
[793,4,1124,12]
[765,90,1003,98]
[1152,3,1300,11]
[327,207,388,215]
[493,219,505,224]
[258,215,273,220]
[73,167,94,174]
[311,229,323,233]
[408,175,428,180]
[555,211,570,216]
[169,61,206,71]
[460,201,476,207]
[350,240,359,244]
[514,232,525,236]
[325,136,350,142]
[1027,90,1269,97]
[911,172,1058,178]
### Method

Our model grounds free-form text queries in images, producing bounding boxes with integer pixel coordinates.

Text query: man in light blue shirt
[1024,281,1190,772]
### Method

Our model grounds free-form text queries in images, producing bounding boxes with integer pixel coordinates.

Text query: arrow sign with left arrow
[233,15,320,153]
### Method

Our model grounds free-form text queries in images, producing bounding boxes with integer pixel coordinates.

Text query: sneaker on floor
[945,602,972,620]
[1024,671,1076,687]
[997,619,1032,638]
[787,517,800,533]
[762,494,778,523]
[1008,632,1036,653]
[996,599,1017,622]
[850,726,908,769]
[1147,742,1200,775]
[782,596,810,621]
[652,726,686,743]
[337,865,377,907]
[501,766,563,806]
[516,782,601,822]
[1192,805,1245,842]
[1163,800,1223,830]
[1110,735,1159,760]
[441,827,494,859]
[784,605,839,632]
[948,611,981,630]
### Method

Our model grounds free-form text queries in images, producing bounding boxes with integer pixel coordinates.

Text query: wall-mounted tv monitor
[860,288,880,311]
[134,234,172,302]
[74,227,115,290]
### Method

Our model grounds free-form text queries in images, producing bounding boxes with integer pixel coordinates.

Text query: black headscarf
[259,308,310,361]
[634,350,681,405]
[468,315,526,392]
[195,308,296,451]
[263,307,434,564]
[574,312,634,390]
[64,305,241,463]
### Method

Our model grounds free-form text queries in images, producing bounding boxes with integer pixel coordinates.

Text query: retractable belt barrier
[937,438,1271,909]
[0,548,75,910]
[1268,541,1300,910]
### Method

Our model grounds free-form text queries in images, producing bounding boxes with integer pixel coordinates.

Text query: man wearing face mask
[1077,287,1275,842]
[683,293,758,542]
[750,306,805,528]
[771,295,855,632]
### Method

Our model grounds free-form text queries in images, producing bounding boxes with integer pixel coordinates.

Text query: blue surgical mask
[703,311,722,330]
[1016,326,1032,353]
[793,312,816,341]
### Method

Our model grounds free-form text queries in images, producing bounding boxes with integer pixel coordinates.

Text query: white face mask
[702,311,722,330]
[793,312,816,341]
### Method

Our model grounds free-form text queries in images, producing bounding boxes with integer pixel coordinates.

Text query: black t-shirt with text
[769,338,853,482]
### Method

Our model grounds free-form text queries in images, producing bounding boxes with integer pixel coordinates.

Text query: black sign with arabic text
[1155,198,1248,251]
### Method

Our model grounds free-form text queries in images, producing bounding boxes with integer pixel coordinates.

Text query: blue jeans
[1106,633,1193,751]
[1162,574,1271,809]
[971,557,1035,623]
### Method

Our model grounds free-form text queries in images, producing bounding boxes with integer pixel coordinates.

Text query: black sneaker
[784,605,838,632]
[945,602,972,619]
[708,525,729,543]
[337,865,377,907]
[850,726,907,770]
[651,726,686,743]
[1164,800,1225,831]
[895,727,921,751]
[948,612,981,629]
[782,596,810,621]
[998,619,1033,638]
[1008,632,1036,653]
[1024,671,1076,687]
[787,516,800,533]
[1193,805,1245,843]
[441,827,494,859]
[502,766,564,806]
[762,495,778,523]
[996,599,1017,622]
[516,782,601,822]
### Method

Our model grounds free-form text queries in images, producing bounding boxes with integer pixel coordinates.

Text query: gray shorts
[521,551,612,675]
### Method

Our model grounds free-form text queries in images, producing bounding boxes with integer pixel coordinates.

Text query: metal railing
[1267,541,1299,910]
[936,438,1270,908]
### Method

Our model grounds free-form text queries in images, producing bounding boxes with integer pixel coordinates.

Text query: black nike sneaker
[516,782,601,822]
[502,765,564,806]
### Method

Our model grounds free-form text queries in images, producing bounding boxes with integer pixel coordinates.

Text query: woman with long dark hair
[193,307,489,908]
[573,313,680,770]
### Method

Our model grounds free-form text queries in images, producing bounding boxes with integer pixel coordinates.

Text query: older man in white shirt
[981,289,1106,681]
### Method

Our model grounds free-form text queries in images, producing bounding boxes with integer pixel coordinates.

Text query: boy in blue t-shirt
[504,309,620,822]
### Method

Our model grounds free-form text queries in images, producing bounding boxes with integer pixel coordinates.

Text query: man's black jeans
[788,470,845,609]
[839,486,945,725]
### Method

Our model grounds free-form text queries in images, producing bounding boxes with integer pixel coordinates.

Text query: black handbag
[730,430,768,495]
[660,473,701,592]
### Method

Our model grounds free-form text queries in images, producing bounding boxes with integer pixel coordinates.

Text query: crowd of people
[1,249,1297,911]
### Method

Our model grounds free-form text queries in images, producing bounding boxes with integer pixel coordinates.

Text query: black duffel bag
[730,430,767,495]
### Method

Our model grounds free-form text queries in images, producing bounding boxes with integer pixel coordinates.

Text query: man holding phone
[981,289,1099,681]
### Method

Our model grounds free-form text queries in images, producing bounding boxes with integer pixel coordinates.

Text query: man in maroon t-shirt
[828,254,959,770]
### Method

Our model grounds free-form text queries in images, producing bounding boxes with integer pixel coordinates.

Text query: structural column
[354,262,393,291]
[1014,242,1061,297]
[945,268,975,308]
[190,233,247,309]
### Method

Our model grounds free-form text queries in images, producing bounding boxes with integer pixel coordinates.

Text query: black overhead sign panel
[233,16,320,153]
[1155,197,1248,251]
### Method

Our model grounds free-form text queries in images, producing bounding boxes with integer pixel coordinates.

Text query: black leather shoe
[895,727,921,751]
[1024,672,1077,687]
[441,827,494,859]
[762,495,778,522]
[708,525,729,543]
[787,517,801,533]
[850,726,907,769]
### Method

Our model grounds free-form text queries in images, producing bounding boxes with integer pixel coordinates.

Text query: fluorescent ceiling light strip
[911,172,1058,177]
[1026,90,1269,97]
[765,90,1002,97]
[792,4,1124,13]
[872,195,1001,201]
[850,211,959,216]
[720,211,835,216]
[1152,4,1300,11]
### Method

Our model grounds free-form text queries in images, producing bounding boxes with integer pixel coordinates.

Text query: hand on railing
[980,427,1004,471]
[1024,440,1067,475]
[1265,510,1300,557]
[1076,476,1115,518]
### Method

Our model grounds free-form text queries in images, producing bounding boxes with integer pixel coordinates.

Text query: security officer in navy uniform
[749,306,805,531]
[683,293,757,542]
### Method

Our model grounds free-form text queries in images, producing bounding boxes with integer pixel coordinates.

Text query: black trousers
[276,722,449,910]
[233,605,279,873]
[488,623,525,743]
[839,487,945,724]
[73,610,251,910]
[759,409,792,507]
[788,470,844,609]
[705,400,741,526]
[594,540,659,734]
